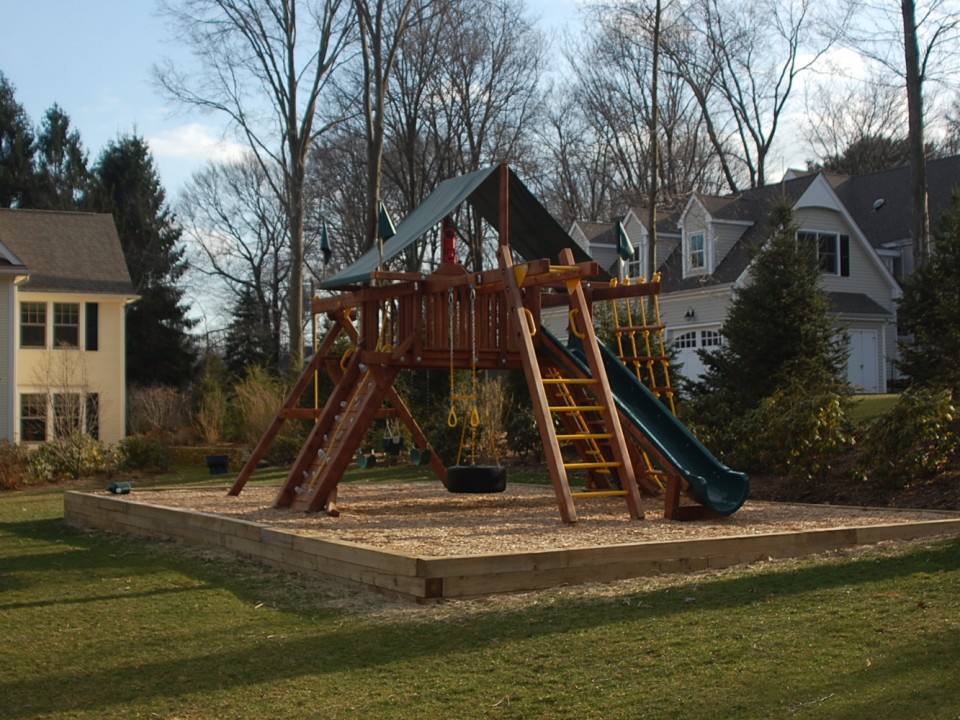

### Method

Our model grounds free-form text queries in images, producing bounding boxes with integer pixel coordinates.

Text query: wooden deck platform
[64,490,960,602]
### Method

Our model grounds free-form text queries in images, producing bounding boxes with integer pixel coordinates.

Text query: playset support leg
[499,244,578,524]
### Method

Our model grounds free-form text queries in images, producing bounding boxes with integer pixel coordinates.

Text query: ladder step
[556,432,614,441]
[542,377,597,385]
[549,405,606,413]
[571,489,629,498]
[564,461,621,470]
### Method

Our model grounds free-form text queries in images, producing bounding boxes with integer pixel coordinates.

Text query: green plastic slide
[546,331,749,516]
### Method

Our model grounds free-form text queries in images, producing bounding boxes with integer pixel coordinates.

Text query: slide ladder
[541,368,625,497]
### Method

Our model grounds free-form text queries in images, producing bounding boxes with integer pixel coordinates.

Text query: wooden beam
[499,245,578,524]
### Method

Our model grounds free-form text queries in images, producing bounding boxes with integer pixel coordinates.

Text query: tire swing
[445,286,507,494]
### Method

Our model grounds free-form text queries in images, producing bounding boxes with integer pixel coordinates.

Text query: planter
[205,454,230,476]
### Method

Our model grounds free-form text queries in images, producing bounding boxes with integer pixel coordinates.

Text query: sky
[1,0,583,204]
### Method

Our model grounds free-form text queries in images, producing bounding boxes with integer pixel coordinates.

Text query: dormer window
[683,230,709,276]
[690,233,706,269]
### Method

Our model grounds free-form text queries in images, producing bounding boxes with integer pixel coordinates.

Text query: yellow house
[0,209,137,444]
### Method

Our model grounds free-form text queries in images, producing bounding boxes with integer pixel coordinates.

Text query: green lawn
[2,476,959,719]
[848,393,900,422]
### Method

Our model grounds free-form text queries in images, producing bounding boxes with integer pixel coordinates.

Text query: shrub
[855,387,959,486]
[733,381,854,478]
[25,434,115,483]
[119,432,172,472]
[0,441,29,490]
[129,386,190,436]
[232,367,286,446]
[196,383,228,444]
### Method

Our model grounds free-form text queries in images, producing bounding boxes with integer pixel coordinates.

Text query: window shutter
[840,235,850,277]
[85,303,99,351]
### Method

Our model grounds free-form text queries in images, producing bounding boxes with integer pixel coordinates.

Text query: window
[674,331,697,349]
[85,303,99,351]
[689,232,706,270]
[53,393,82,438]
[701,329,723,348]
[20,302,46,347]
[798,230,850,276]
[86,394,100,440]
[53,303,80,347]
[20,394,46,442]
[625,245,644,279]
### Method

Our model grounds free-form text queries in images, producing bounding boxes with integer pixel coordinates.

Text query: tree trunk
[902,0,930,269]
[647,0,662,280]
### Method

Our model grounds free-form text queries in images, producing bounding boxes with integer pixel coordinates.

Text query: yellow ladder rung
[542,377,596,385]
[564,461,620,470]
[571,490,629,498]
[549,405,605,413]
[555,433,614,441]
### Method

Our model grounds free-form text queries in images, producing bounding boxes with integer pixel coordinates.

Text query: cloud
[147,123,247,163]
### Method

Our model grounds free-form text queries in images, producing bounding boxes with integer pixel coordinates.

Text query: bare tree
[352,0,420,259]
[838,0,960,266]
[802,74,908,169]
[425,0,544,270]
[178,157,290,363]
[660,0,847,190]
[155,0,354,369]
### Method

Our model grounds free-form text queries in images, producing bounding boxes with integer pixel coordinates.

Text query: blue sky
[1,0,582,202]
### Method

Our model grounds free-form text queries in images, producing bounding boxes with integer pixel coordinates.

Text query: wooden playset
[229,164,748,523]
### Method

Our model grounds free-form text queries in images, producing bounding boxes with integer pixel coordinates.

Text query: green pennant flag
[378,202,396,241]
[616,220,634,261]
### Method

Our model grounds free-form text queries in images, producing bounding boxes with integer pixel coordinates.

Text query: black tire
[446,465,507,493]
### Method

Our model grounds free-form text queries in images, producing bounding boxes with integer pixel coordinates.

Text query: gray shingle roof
[0,209,134,295]
[828,291,891,316]
[832,155,960,249]
[661,175,819,292]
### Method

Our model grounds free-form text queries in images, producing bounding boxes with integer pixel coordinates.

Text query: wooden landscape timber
[64,490,960,602]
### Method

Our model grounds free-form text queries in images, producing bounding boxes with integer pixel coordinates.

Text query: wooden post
[499,246,578,523]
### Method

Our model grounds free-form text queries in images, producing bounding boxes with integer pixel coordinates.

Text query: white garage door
[846,329,879,393]
[672,327,722,382]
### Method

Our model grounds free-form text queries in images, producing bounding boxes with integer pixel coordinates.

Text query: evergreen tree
[223,286,278,380]
[34,104,91,209]
[89,134,197,388]
[691,201,847,419]
[0,72,37,208]
[897,191,960,395]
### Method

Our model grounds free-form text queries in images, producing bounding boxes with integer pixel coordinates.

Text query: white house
[571,166,938,393]
[0,209,137,444]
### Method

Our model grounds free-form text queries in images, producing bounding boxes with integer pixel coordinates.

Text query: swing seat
[382,436,405,455]
[446,465,507,493]
[411,447,432,466]
[356,451,377,469]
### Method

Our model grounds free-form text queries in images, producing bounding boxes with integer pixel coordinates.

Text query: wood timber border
[64,491,960,603]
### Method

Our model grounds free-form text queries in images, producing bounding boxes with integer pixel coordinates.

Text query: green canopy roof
[320,165,601,289]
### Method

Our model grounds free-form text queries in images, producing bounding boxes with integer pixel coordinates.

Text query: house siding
[0,279,13,441]
[795,207,894,312]
[14,291,127,443]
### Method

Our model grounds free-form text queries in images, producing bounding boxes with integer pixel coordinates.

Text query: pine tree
[89,134,197,388]
[0,72,37,208]
[34,104,91,209]
[223,286,278,380]
[897,191,960,395]
[692,201,847,419]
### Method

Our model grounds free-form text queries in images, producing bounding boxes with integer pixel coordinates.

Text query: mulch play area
[64,481,960,602]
